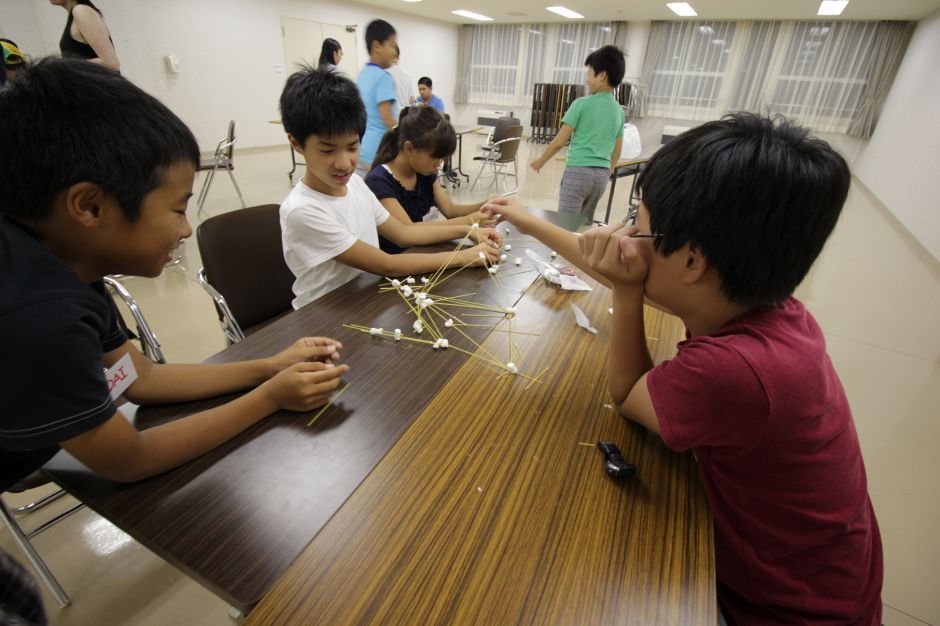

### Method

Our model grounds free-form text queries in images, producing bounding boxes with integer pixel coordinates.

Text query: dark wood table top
[245,276,715,625]
[44,210,585,612]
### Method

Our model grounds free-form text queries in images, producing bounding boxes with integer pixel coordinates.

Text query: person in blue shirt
[356,19,398,177]
[417,76,445,113]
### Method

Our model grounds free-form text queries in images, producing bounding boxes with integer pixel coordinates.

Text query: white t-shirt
[387,64,415,109]
[280,175,390,309]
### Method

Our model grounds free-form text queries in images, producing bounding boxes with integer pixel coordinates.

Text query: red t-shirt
[647,298,882,625]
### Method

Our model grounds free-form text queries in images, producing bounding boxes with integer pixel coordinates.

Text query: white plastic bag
[620,122,642,159]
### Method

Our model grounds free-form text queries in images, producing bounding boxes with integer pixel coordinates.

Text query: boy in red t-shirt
[484,113,883,625]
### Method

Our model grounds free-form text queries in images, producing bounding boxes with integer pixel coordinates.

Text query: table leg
[451,133,471,183]
[604,171,619,225]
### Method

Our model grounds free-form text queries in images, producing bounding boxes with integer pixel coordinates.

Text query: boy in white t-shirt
[279,67,501,309]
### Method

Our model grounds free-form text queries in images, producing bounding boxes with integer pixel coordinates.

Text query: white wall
[855,9,940,261]
[0,0,458,152]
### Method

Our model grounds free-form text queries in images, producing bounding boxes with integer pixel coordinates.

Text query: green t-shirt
[561,92,625,168]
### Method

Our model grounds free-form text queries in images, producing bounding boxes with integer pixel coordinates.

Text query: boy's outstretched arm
[580,224,660,433]
[103,337,343,405]
[378,214,502,248]
[61,359,348,483]
[334,238,500,278]
[482,197,612,287]
[530,124,573,173]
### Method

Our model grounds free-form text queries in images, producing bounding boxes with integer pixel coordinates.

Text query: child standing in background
[356,19,398,178]
[530,45,625,222]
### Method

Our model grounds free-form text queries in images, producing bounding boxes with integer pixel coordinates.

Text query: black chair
[196,204,296,344]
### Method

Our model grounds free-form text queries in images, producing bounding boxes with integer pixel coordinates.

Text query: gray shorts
[558,166,610,222]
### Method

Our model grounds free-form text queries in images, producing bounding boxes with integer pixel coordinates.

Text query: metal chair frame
[197,120,246,216]
[2,491,84,607]
[103,276,167,364]
[470,132,522,195]
[197,267,247,345]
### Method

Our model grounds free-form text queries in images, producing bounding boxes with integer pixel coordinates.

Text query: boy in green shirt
[531,45,625,221]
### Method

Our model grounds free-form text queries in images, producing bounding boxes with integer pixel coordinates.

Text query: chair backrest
[225,120,236,162]
[197,204,295,331]
[661,124,693,145]
[495,125,523,162]
[491,116,521,143]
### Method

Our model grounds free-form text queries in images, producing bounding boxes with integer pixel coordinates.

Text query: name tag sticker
[105,353,138,400]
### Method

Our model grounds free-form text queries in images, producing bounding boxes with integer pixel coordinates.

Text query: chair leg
[469,159,488,192]
[197,163,223,214]
[225,166,246,208]
[1,498,70,607]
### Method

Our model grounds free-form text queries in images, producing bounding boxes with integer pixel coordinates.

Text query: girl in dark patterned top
[365,106,494,254]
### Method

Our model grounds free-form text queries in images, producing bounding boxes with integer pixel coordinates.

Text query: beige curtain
[847,21,915,138]
[454,25,474,104]
[635,21,667,118]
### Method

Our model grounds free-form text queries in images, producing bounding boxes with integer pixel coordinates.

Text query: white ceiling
[356,0,940,24]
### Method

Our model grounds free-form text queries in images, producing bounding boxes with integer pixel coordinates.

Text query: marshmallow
[421,277,429,284]
[405,277,416,284]
[413,320,424,334]
[401,286,413,297]
[444,319,454,328]
[505,307,516,315]
[506,362,518,374]
[391,279,401,288]
[369,327,382,336]
[500,254,507,261]
[420,299,434,309]
[470,222,479,230]
[394,328,402,340]
[514,257,522,266]
[504,244,512,251]
[550,250,558,258]
[504,227,511,236]
[440,339,449,349]
[488,267,498,274]
[478,252,487,260]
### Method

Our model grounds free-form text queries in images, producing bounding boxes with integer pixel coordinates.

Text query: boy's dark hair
[585,45,625,87]
[365,19,396,55]
[418,76,432,89]
[279,65,366,146]
[318,37,341,68]
[0,57,199,223]
[638,112,850,307]
[372,106,456,169]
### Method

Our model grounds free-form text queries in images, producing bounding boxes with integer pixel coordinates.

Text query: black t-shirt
[365,165,437,254]
[0,218,126,492]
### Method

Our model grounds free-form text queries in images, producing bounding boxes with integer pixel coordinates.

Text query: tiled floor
[3,133,938,625]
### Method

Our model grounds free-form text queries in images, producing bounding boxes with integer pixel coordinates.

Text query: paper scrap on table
[526,249,592,291]
[570,303,598,334]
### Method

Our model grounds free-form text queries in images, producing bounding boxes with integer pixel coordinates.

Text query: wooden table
[269,119,303,184]
[603,145,660,225]
[244,277,715,625]
[449,124,483,186]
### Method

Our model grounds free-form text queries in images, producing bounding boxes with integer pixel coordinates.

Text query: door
[281,17,359,79]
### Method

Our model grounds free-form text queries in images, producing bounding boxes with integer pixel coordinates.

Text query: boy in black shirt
[0,58,348,491]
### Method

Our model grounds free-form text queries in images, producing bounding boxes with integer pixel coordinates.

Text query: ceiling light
[546,6,584,19]
[452,9,494,21]
[817,0,848,15]
[666,3,698,16]
[402,0,422,3]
